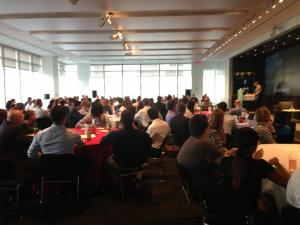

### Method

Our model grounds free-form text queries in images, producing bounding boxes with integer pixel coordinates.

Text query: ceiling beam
[69,48,209,52]
[81,54,199,57]
[31,28,229,35]
[53,40,218,44]
[0,9,249,19]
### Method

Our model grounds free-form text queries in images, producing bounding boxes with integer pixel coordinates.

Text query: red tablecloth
[69,128,115,189]
[194,110,213,117]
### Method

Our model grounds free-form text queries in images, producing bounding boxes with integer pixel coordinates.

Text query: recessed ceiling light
[272,4,277,9]
[283,42,286,45]
[243,27,247,30]
[252,20,256,24]
[258,15,263,19]
[272,46,275,49]
[266,10,270,14]
[288,34,292,38]
[234,34,238,37]
[254,49,257,51]
[297,37,300,40]
[239,30,242,34]
[274,40,278,43]
[262,50,265,53]
[279,0,284,3]
[254,54,257,56]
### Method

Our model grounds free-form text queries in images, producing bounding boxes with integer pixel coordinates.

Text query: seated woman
[208,109,227,154]
[221,127,290,215]
[255,106,276,144]
[75,102,109,128]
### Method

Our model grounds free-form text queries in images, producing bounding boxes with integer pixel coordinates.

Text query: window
[123,65,140,98]
[141,65,159,99]
[90,65,104,98]
[104,65,122,98]
[160,64,177,97]
[178,70,192,98]
[59,65,78,97]
[203,70,225,104]
[0,47,5,108]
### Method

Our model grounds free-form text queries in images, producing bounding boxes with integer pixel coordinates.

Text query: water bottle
[86,128,91,141]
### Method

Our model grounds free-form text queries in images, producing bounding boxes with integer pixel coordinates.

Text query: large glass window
[0,47,5,108]
[160,64,177,97]
[141,65,159,99]
[123,65,140,98]
[104,65,122,98]
[90,65,104,98]
[203,69,225,104]
[59,65,78,97]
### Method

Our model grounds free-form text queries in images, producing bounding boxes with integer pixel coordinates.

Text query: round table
[259,144,300,211]
[282,108,300,120]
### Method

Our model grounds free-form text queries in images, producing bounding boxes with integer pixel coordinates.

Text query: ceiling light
[111,30,123,40]
[272,4,277,9]
[100,12,113,28]
[272,46,275,49]
[283,42,286,45]
[279,0,284,3]
[239,30,242,34]
[252,20,256,24]
[288,34,292,37]
[297,37,300,40]
[258,15,263,19]
[123,41,129,50]
[69,0,79,5]
[266,10,270,14]
[234,33,238,37]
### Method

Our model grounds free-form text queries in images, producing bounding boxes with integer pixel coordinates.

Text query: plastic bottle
[33,122,39,135]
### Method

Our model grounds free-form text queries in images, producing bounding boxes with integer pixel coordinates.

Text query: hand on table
[224,148,238,156]
[269,157,280,167]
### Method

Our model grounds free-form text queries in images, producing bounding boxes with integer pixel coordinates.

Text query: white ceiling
[0,0,299,64]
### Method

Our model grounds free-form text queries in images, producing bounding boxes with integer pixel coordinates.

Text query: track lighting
[123,41,129,50]
[111,30,123,40]
[125,47,138,56]
[100,12,113,28]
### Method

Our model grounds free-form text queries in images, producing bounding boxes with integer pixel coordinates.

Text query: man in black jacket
[155,96,167,120]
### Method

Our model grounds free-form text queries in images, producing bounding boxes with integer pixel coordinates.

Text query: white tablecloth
[259,144,300,211]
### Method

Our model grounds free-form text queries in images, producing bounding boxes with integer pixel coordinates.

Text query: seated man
[67,100,84,128]
[134,98,151,129]
[146,108,169,158]
[101,110,152,186]
[28,106,84,158]
[170,103,190,147]
[228,99,248,116]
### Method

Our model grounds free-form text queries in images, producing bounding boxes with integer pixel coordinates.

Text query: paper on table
[80,134,96,139]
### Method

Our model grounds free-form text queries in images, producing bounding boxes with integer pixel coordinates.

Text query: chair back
[175,161,196,199]
[40,154,79,181]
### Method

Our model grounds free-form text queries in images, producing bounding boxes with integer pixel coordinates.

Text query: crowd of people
[0,93,299,224]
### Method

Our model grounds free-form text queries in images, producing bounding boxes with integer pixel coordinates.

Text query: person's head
[121,109,135,130]
[91,102,103,117]
[181,96,188,104]
[209,109,224,132]
[189,114,209,138]
[177,102,186,115]
[59,99,66,106]
[187,100,195,114]
[0,109,7,125]
[50,106,68,125]
[15,103,25,111]
[234,127,259,158]
[255,106,271,123]
[7,110,24,127]
[36,99,43,107]
[148,107,159,120]
[142,98,149,107]
[24,110,36,125]
[157,96,162,103]
[254,81,259,87]
[234,99,241,108]
[167,100,176,111]
[217,102,228,112]
[6,100,15,110]
[74,100,81,111]
[27,97,32,102]
[100,98,108,106]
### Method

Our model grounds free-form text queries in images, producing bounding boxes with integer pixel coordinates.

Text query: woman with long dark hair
[221,127,290,213]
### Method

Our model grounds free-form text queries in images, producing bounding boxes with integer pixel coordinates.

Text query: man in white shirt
[33,99,46,119]
[134,98,151,129]
[286,168,300,209]
[147,107,169,157]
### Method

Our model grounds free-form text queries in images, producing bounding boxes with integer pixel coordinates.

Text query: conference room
[0,0,300,225]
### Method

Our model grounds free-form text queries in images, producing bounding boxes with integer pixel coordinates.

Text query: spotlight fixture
[125,47,138,56]
[111,30,123,40]
[69,0,79,5]
[279,0,284,3]
[123,41,129,50]
[100,12,113,28]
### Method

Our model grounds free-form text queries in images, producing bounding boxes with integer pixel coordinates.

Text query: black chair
[118,165,147,201]
[39,154,80,208]
[175,161,202,225]
[281,205,300,225]
[0,159,22,212]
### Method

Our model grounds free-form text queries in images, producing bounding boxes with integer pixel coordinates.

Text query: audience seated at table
[165,100,176,126]
[76,102,109,128]
[27,106,84,158]
[255,106,276,144]
[134,98,152,129]
[67,100,84,128]
[101,110,152,184]
[208,109,227,154]
[220,127,290,224]
[170,103,190,147]
[228,99,248,116]
[146,107,170,158]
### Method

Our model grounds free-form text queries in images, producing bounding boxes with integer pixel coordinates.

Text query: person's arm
[267,157,290,188]
[27,135,41,159]
[75,114,90,128]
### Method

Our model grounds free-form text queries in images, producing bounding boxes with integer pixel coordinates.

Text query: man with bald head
[0,110,30,162]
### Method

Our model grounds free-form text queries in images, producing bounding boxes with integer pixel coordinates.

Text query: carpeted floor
[0,157,202,225]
